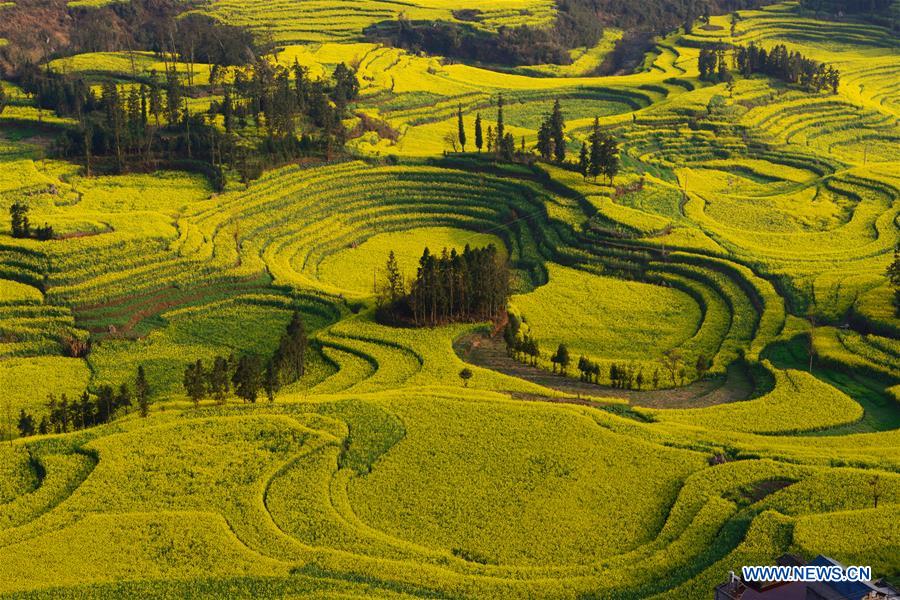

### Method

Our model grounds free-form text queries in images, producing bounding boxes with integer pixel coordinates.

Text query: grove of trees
[381,245,510,327]
[17,367,145,437]
[699,43,841,92]
[733,43,840,92]
[15,57,359,188]
[579,118,620,183]
[181,310,308,405]
[8,201,54,240]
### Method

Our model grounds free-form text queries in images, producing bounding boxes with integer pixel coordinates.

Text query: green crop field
[0,0,898,598]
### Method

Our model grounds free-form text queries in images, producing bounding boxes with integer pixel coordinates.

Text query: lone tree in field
[135,365,151,417]
[183,359,207,406]
[474,113,483,152]
[443,130,459,153]
[232,355,262,403]
[459,367,473,387]
[457,104,467,152]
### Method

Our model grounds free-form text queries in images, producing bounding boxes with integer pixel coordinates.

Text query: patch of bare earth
[454,332,755,409]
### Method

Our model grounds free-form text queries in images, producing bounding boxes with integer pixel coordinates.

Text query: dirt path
[454,332,755,409]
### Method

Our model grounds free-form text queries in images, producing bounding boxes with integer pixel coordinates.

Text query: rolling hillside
[0,1,897,598]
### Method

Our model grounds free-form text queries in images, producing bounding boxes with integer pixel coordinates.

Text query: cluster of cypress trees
[182,311,307,405]
[456,95,518,160]
[456,97,620,185]
[386,245,509,327]
[698,47,732,82]
[536,100,567,163]
[578,117,620,183]
[733,43,840,92]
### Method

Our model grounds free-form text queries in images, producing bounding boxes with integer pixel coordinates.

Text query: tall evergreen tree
[600,135,620,184]
[549,99,566,162]
[495,94,505,153]
[536,120,553,161]
[232,355,262,403]
[148,71,162,128]
[457,104,467,152]
[500,133,515,161]
[117,383,132,414]
[274,311,307,384]
[183,359,207,406]
[96,385,115,423]
[888,245,900,316]
[9,201,30,238]
[58,394,70,432]
[264,360,280,402]
[78,391,93,429]
[208,355,231,402]
[17,410,35,437]
[474,113,483,152]
[588,117,604,181]
[578,142,590,179]
[135,365,150,417]
[384,250,404,302]
[332,62,360,113]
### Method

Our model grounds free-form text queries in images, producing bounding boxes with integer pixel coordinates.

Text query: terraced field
[191,0,556,44]
[0,1,898,598]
